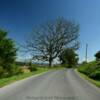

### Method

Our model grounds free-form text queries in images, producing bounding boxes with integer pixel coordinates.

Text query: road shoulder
[75,69,100,92]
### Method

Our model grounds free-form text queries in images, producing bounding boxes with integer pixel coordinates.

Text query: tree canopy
[26,17,80,66]
[95,51,100,61]
[59,48,79,68]
[0,30,17,70]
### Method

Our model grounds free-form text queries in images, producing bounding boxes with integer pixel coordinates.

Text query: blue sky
[0,0,100,62]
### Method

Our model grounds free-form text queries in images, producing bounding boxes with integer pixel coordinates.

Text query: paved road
[0,69,100,100]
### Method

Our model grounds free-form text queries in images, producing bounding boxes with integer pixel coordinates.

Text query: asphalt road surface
[0,69,100,100]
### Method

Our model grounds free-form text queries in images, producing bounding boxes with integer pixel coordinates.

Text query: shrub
[78,62,100,80]
[0,66,5,78]
[16,67,24,74]
[28,66,37,72]
[89,71,100,80]
[7,64,23,77]
[78,64,93,75]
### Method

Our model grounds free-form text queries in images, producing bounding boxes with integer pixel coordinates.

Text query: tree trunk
[49,58,52,67]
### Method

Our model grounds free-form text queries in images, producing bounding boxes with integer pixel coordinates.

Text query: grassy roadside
[75,69,100,88]
[0,68,48,88]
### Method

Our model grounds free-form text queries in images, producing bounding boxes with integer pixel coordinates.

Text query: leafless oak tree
[26,18,80,66]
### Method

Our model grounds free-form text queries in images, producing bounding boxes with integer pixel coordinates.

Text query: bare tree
[26,17,80,66]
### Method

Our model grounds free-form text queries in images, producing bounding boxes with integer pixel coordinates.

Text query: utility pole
[85,43,88,62]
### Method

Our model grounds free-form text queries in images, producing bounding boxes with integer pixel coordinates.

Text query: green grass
[76,69,100,88]
[0,68,48,88]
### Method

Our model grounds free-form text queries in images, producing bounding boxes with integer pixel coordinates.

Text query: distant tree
[82,61,87,65]
[95,51,100,61]
[26,17,80,67]
[59,48,79,68]
[0,30,17,72]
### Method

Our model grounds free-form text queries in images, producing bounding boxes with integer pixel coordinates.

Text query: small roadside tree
[94,51,100,65]
[95,51,100,61]
[59,48,79,68]
[0,30,17,76]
